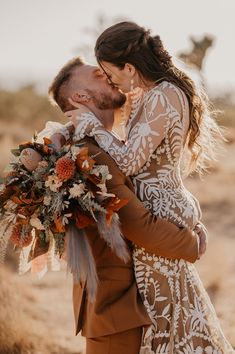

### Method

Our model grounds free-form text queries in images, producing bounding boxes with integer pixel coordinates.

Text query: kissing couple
[37,21,234,354]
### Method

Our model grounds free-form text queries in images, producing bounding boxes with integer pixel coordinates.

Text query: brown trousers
[86,326,143,354]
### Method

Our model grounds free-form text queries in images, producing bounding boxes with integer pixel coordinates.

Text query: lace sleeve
[74,86,184,176]
[36,121,73,143]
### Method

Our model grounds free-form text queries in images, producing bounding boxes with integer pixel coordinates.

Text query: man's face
[71,65,126,110]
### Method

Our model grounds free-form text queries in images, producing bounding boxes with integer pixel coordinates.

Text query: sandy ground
[0,126,234,353]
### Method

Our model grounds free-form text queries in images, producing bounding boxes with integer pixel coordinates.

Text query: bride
[66,22,234,354]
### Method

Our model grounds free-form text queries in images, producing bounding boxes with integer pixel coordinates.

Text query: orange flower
[10,223,32,247]
[55,156,76,181]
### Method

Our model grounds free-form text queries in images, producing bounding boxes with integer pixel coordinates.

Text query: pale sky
[0,0,235,94]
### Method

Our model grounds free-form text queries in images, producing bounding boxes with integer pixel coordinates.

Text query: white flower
[96,191,115,198]
[90,166,100,177]
[45,175,63,192]
[82,160,89,169]
[70,145,81,160]
[3,211,17,224]
[97,183,107,193]
[69,183,86,198]
[96,183,115,198]
[4,200,18,211]
[43,195,52,206]
[30,216,45,230]
[90,165,112,180]
[62,213,72,225]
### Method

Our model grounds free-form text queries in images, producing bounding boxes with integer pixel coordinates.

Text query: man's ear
[71,90,91,103]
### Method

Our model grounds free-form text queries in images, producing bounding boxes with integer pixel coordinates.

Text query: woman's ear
[124,63,136,78]
[71,91,91,103]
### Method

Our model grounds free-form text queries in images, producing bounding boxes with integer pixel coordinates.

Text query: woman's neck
[135,74,157,92]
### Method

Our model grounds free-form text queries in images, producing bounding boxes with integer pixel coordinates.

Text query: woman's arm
[69,87,183,176]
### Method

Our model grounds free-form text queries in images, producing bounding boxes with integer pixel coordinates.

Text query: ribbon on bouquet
[66,213,130,302]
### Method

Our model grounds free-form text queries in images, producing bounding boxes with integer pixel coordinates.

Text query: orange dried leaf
[54,215,65,233]
[104,197,129,225]
[74,212,95,229]
[11,196,23,205]
[76,147,95,172]
[43,137,52,146]
[42,145,50,154]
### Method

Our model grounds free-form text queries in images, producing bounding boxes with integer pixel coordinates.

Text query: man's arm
[84,139,199,263]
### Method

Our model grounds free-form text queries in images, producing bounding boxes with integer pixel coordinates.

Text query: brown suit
[72,139,199,352]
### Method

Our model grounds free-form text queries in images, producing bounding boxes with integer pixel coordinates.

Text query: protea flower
[20,148,42,171]
[55,156,76,181]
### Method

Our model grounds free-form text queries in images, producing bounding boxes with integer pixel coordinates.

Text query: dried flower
[10,223,33,247]
[96,183,115,198]
[4,200,18,211]
[45,175,63,192]
[34,160,49,173]
[69,183,86,198]
[91,165,112,180]
[30,216,45,230]
[0,137,128,284]
[55,156,75,181]
[71,145,81,160]
[43,195,52,206]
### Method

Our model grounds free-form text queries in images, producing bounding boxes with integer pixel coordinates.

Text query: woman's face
[98,61,134,93]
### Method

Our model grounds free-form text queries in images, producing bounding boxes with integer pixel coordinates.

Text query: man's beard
[87,89,126,110]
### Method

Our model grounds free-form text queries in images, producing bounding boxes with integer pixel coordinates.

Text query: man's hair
[48,56,84,112]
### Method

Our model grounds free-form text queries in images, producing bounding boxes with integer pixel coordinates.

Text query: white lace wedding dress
[71,81,234,353]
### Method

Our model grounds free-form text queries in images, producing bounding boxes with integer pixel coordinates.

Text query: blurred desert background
[0,0,235,353]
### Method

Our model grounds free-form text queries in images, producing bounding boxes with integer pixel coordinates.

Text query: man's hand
[194,222,208,259]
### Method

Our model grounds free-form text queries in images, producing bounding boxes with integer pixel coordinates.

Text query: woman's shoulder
[147,81,183,96]
[144,81,186,110]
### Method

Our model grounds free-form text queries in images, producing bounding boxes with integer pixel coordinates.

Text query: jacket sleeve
[85,140,199,263]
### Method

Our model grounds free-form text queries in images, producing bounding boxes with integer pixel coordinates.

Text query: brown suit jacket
[73,138,199,338]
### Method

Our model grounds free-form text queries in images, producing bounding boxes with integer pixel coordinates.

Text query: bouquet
[0,135,130,300]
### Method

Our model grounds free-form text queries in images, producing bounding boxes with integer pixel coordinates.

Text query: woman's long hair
[95,21,223,175]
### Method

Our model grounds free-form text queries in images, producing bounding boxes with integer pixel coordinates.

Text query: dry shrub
[0,267,39,353]
[0,267,73,354]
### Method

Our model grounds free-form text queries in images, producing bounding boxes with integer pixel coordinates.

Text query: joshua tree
[178,35,214,88]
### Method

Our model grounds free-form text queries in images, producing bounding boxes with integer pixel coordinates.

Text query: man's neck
[87,104,114,131]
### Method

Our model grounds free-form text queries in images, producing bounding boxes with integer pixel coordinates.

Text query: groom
[46,56,206,354]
